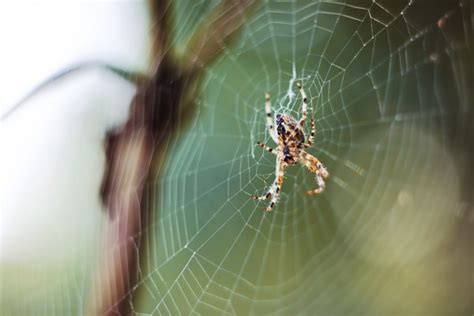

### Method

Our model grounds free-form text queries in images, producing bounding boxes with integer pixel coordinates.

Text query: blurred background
[1,0,473,315]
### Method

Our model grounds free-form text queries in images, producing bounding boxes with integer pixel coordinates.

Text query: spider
[251,81,329,211]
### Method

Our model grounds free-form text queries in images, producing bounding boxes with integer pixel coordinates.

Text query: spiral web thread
[127,1,473,315]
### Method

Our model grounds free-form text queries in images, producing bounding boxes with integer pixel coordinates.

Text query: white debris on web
[287,62,297,102]
[284,63,311,111]
[250,110,258,159]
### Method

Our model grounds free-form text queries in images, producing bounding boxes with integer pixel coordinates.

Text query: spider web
[131,1,472,315]
[3,0,473,315]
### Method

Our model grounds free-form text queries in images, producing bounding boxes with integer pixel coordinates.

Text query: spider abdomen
[275,113,306,164]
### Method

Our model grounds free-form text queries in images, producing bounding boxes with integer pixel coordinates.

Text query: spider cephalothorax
[252,81,329,211]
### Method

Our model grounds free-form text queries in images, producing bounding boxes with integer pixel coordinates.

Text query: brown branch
[87,1,259,315]
[148,0,174,69]
[183,0,258,72]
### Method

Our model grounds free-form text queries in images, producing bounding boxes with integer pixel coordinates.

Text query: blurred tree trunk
[86,1,259,315]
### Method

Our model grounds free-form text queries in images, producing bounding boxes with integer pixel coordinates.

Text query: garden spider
[252,81,329,212]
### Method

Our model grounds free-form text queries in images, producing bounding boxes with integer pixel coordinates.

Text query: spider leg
[265,92,278,143]
[300,152,329,195]
[256,141,276,155]
[251,158,286,211]
[265,162,286,211]
[296,81,308,127]
[308,170,326,195]
[304,118,316,148]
